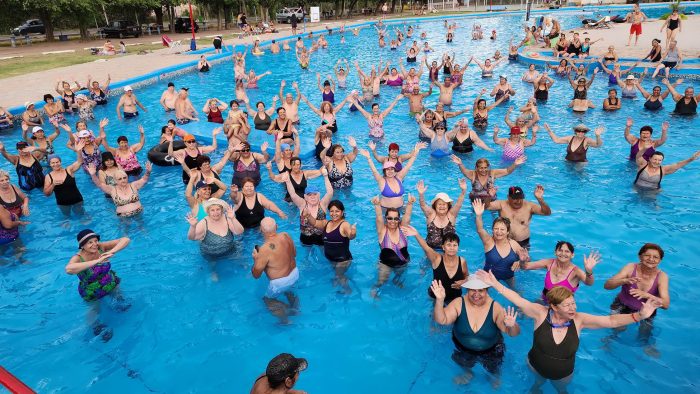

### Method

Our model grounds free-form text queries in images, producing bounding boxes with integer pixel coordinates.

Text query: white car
[276,7,305,24]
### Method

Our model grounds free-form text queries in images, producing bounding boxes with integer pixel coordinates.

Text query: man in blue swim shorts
[116,85,147,120]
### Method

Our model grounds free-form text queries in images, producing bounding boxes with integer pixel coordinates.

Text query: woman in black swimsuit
[476,271,662,393]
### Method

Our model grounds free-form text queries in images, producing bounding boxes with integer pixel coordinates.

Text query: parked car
[100,20,142,38]
[174,17,199,33]
[12,19,45,36]
[276,7,305,24]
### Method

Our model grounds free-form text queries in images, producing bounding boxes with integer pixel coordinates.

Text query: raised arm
[544,123,568,144]
[381,94,404,117]
[359,149,383,184]
[477,269,547,319]
[662,151,700,175]
[472,199,492,246]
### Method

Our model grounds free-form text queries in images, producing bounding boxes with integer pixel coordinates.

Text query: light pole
[188,0,196,50]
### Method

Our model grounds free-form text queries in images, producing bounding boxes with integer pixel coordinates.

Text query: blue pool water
[2,8,700,393]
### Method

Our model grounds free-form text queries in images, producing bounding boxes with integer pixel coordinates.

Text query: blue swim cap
[281,143,291,151]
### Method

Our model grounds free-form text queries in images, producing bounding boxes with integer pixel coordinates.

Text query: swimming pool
[1,9,700,394]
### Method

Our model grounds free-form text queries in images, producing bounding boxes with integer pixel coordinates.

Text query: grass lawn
[0,39,215,80]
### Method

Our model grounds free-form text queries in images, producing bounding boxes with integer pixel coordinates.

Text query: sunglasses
[185,140,196,143]
[386,216,400,221]
[241,148,251,152]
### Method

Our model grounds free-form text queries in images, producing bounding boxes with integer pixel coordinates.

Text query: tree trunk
[79,22,90,41]
[40,10,54,42]
[154,6,164,29]
[347,0,359,15]
[168,5,175,32]
[217,4,224,29]
[391,0,397,12]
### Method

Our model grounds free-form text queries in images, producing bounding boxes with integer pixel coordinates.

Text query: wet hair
[477,98,486,106]
[117,136,128,143]
[492,217,511,233]
[160,126,170,135]
[442,232,460,245]
[555,240,575,253]
[546,286,573,306]
[241,177,256,187]
[371,103,380,110]
[256,101,265,108]
[638,243,664,260]
[328,200,345,215]
[650,151,665,159]
[167,119,177,126]
[608,89,617,95]
[640,125,653,134]
[290,157,302,166]
[276,107,286,114]
[43,94,54,102]
[196,155,211,167]
[230,99,240,107]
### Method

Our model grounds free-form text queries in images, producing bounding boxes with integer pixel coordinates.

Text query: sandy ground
[564,15,700,61]
[1,9,698,109]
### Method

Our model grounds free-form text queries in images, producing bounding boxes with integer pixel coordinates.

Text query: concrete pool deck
[1,5,699,111]
[517,14,700,75]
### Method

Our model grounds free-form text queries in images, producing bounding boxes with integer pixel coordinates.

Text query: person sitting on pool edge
[252,217,300,324]
[251,353,308,394]
[431,275,520,387]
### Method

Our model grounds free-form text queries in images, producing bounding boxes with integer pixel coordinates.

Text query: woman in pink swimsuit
[102,125,146,177]
[521,240,601,302]
[492,125,537,161]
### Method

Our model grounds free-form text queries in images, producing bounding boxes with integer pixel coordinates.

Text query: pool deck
[517,14,700,76]
[1,6,699,111]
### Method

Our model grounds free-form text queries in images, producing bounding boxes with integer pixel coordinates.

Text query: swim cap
[77,229,100,249]
[388,143,400,151]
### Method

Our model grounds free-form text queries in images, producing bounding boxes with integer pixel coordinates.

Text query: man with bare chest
[252,218,299,322]
[486,185,551,250]
[174,88,198,124]
[407,85,432,114]
[432,76,457,106]
[116,86,146,120]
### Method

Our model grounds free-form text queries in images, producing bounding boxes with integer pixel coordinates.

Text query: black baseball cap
[508,186,525,199]
[266,353,307,387]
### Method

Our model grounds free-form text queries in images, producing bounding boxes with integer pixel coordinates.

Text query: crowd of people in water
[1,9,698,393]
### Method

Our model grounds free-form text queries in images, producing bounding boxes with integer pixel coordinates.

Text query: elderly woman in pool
[231,177,287,229]
[493,125,537,161]
[476,269,661,392]
[87,162,152,217]
[0,170,30,217]
[322,139,359,190]
[186,198,244,258]
[368,141,418,171]
[451,155,525,206]
[359,142,423,209]
[473,88,509,130]
[416,178,467,249]
[633,150,700,191]
[624,118,668,162]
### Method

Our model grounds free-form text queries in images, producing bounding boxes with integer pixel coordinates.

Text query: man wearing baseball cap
[116,85,147,120]
[251,353,308,393]
[431,274,520,382]
[486,185,551,250]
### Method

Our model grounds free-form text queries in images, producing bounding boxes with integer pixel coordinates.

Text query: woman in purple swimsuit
[359,143,423,209]
[624,118,668,162]
[604,243,670,342]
